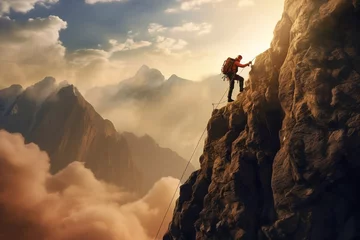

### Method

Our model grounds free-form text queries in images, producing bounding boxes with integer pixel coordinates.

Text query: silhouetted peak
[58,80,70,88]
[22,77,57,104]
[164,74,192,88]
[168,74,179,81]
[132,65,165,86]
[33,76,56,89]
[140,134,157,145]
[59,84,80,98]
[0,84,23,99]
[137,64,150,74]
[8,84,23,91]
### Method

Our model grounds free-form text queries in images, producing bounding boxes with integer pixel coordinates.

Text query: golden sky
[0,0,285,90]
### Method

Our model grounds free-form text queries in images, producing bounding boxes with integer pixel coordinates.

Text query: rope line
[153,56,256,240]
[153,84,230,239]
[153,84,229,240]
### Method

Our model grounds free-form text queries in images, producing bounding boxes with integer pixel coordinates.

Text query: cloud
[166,0,223,12]
[238,0,254,7]
[164,8,178,13]
[127,30,139,38]
[0,130,179,240]
[0,16,153,90]
[0,15,67,86]
[85,70,225,171]
[0,0,58,15]
[171,22,212,35]
[155,36,188,55]
[148,23,167,34]
[148,22,212,35]
[84,0,126,4]
[65,38,151,89]
[67,49,110,66]
[109,38,152,54]
[65,49,127,91]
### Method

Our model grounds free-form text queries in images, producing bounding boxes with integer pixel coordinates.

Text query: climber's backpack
[221,57,236,75]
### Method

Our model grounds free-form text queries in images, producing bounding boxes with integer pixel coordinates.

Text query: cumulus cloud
[127,30,139,38]
[0,0,58,15]
[155,36,188,55]
[0,15,67,87]
[171,22,212,35]
[148,22,211,35]
[166,0,223,12]
[68,49,110,66]
[0,130,179,240]
[64,38,152,89]
[108,38,152,54]
[148,23,167,34]
[0,15,153,90]
[164,8,178,13]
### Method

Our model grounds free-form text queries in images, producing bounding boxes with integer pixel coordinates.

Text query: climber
[221,55,252,102]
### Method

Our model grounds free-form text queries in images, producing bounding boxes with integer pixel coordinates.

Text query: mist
[0,130,178,240]
[85,72,231,168]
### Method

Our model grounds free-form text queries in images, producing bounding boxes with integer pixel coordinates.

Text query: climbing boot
[228,98,234,103]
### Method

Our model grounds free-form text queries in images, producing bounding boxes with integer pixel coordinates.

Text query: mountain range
[0,77,195,195]
[85,64,227,167]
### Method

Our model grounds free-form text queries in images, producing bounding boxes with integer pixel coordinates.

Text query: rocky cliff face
[0,78,141,192]
[165,1,360,239]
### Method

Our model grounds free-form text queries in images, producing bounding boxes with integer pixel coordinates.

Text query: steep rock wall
[165,1,360,239]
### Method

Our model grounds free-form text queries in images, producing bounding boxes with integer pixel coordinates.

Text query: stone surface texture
[165,1,360,239]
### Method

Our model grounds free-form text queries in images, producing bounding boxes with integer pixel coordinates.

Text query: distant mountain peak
[57,85,84,101]
[129,65,165,87]
[136,64,151,75]
[164,74,193,89]
[167,74,191,82]
[34,76,56,88]
[168,74,179,80]
[22,76,58,105]
[5,84,23,94]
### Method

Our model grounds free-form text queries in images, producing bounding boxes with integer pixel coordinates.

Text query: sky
[0,0,285,91]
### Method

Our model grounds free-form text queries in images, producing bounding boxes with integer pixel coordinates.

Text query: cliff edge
[165,0,360,239]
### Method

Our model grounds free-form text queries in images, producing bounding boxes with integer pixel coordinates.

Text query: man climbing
[221,55,252,102]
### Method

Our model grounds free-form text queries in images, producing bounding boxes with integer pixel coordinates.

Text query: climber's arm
[235,61,251,68]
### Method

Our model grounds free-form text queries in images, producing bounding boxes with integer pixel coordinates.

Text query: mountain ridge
[84,65,225,166]
[0,78,194,195]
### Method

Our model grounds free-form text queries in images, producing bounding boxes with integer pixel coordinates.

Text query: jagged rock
[165,1,360,239]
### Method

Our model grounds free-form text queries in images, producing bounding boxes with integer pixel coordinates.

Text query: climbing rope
[153,81,229,240]
[153,92,229,240]
[153,56,256,240]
